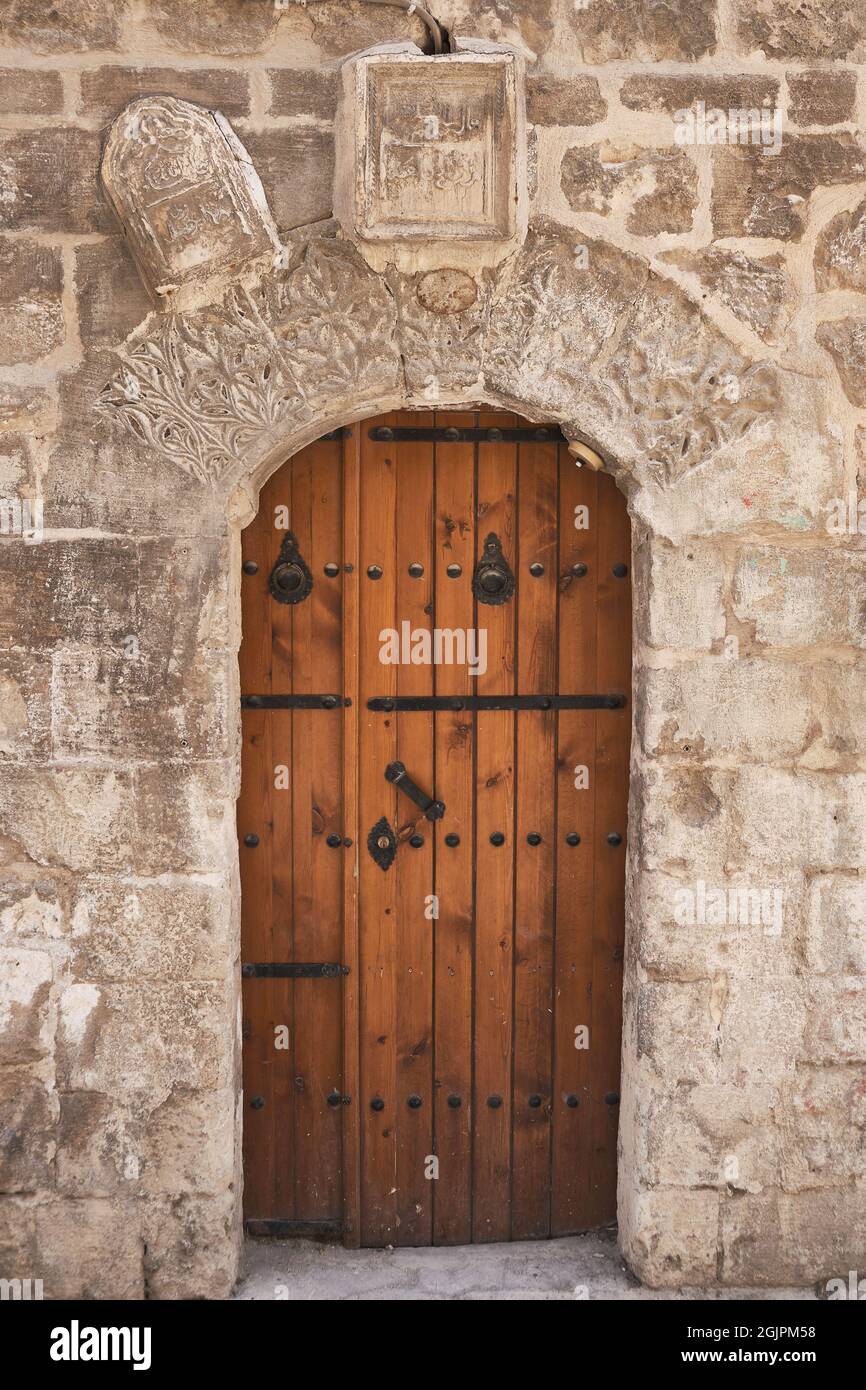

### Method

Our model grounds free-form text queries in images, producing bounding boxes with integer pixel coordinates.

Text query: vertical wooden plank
[341,426,362,1246]
[358,413,400,1245]
[393,410,435,1245]
[239,463,293,1221]
[588,472,631,1225]
[551,455,599,1233]
[511,436,559,1240]
[290,439,344,1221]
[432,409,476,1245]
[472,411,517,1242]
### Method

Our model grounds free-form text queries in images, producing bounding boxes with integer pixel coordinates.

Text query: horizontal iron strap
[368,694,627,711]
[241,694,349,709]
[370,425,562,444]
[242,962,349,979]
[245,1219,342,1238]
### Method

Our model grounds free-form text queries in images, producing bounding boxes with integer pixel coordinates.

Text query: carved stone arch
[97,218,783,526]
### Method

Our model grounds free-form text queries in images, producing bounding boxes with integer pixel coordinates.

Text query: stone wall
[1,0,865,1296]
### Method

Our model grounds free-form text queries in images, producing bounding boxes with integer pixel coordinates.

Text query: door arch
[238,407,632,1246]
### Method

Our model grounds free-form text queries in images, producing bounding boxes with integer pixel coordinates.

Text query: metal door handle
[385,762,445,821]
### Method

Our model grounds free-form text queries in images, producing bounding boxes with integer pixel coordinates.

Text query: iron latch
[241,694,350,709]
[385,761,445,820]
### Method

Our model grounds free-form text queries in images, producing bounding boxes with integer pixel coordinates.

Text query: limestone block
[0,948,52,1064]
[0,239,64,366]
[0,769,134,873]
[0,1197,37,1279]
[526,75,604,127]
[636,980,719,1084]
[780,1068,866,1191]
[636,659,814,762]
[621,1189,720,1287]
[730,768,866,870]
[732,548,866,649]
[815,197,866,293]
[70,880,232,982]
[268,69,339,121]
[806,875,866,974]
[635,540,726,650]
[620,74,778,114]
[81,67,250,122]
[0,1073,55,1193]
[718,977,806,1085]
[140,1087,236,1197]
[0,69,63,115]
[0,128,110,235]
[56,1091,142,1197]
[101,97,281,302]
[817,318,866,406]
[789,70,858,126]
[633,762,733,873]
[712,137,866,240]
[35,1198,143,1299]
[134,763,237,875]
[241,127,334,233]
[804,978,866,1062]
[567,0,717,62]
[145,0,284,56]
[57,981,234,1097]
[719,1189,866,1285]
[0,651,52,762]
[0,874,66,944]
[561,143,698,235]
[74,239,153,349]
[734,1,866,60]
[0,0,125,53]
[641,1084,781,1192]
[142,1192,239,1300]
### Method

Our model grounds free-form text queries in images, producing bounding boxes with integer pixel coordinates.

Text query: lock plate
[367,816,398,871]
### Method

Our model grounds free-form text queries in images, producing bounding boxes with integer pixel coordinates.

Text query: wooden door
[239,410,631,1244]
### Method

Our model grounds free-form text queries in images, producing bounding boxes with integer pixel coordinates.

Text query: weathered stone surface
[788,69,858,126]
[659,248,792,344]
[636,541,726,650]
[0,947,52,1063]
[0,239,64,366]
[387,264,491,395]
[712,136,866,240]
[0,650,52,762]
[101,98,281,301]
[145,0,280,55]
[134,763,237,876]
[622,1189,720,1286]
[142,1192,238,1299]
[636,659,814,762]
[0,68,63,115]
[526,74,604,126]
[0,873,66,943]
[0,1074,55,1192]
[268,68,338,120]
[804,978,866,1062]
[35,1198,143,1299]
[141,1088,236,1196]
[817,317,866,406]
[731,548,866,649]
[75,239,151,349]
[57,982,233,1097]
[806,876,866,974]
[814,198,866,293]
[561,142,697,235]
[0,0,125,53]
[781,1069,866,1190]
[735,1,866,60]
[56,1090,140,1196]
[620,74,778,114]
[0,1197,36,1278]
[567,0,717,62]
[641,1084,781,1192]
[0,128,109,234]
[81,66,250,122]
[719,1189,866,1285]
[0,769,134,872]
[242,127,334,233]
[732,768,866,870]
[70,880,231,981]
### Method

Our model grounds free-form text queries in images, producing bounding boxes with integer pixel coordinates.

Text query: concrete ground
[234,1229,817,1301]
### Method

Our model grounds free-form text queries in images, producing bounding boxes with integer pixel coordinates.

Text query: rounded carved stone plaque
[416,268,478,315]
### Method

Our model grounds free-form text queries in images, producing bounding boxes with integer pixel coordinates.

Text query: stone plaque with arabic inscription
[101,96,280,302]
[336,42,526,272]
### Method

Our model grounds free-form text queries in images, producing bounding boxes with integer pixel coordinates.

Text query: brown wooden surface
[239,411,631,1243]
